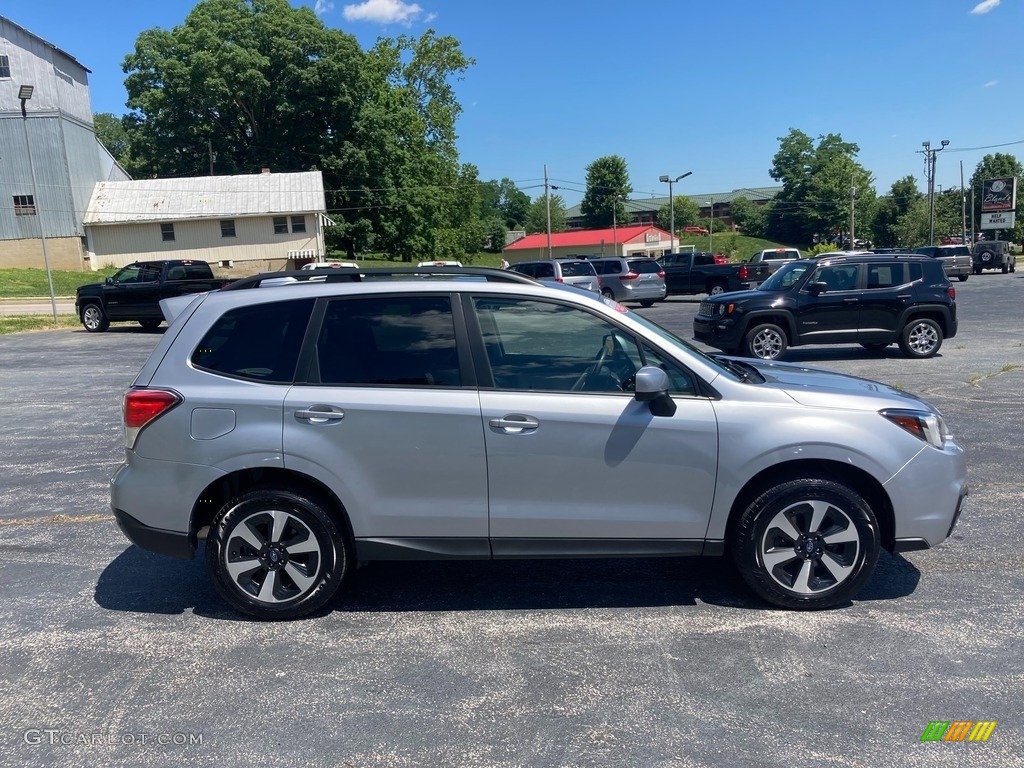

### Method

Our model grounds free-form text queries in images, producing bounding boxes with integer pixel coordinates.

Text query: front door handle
[295,405,345,424]
[489,414,539,434]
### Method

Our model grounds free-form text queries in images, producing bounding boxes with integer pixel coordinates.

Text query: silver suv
[588,257,667,306]
[112,267,968,619]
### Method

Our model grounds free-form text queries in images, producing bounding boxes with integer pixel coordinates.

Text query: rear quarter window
[558,261,597,277]
[191,299,314,383]
[629,260,662,274]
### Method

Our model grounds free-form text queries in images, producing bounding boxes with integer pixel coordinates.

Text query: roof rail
[223,266,539,291]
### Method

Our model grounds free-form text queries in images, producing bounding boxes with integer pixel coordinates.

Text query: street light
[659,171,692,252]
[18,84,58,322]
[611,194,624,256]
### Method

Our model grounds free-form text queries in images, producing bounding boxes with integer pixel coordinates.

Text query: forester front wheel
[206,489,348,619]
[732,478,880,609]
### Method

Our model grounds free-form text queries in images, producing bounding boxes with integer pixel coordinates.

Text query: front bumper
[693,314,742,348]
[885,438,968,550]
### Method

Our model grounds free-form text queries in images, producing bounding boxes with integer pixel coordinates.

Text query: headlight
[880,408,948,448]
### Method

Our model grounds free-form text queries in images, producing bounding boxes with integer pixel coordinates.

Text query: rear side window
[192,299,314,383]
[558,261,597,277]
[629,260,661,274]
[694,253,713,266]
[866,262,920,289]
[316,296,461,387]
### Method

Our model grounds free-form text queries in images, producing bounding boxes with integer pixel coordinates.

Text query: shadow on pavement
[94,544,921,620]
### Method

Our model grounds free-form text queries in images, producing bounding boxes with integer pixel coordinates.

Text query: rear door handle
[489,414,539,434]
[295,405,345,424]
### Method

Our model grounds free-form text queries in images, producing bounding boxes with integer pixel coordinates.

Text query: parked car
[912,245,971,282]
[112,266,968,619]
[417,260,464,268]
[747,248,803,276]
[301,261,359,270]
[75,259,230,333]
[510,258,601,293]
[972,241,1016,274]
[682,226,709,235]
[588,257,667,306]
[693,252,957,360]
[659,251,770,296]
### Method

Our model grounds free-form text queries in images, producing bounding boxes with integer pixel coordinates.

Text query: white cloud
[970,0,1000,14]
[314,0,335,14]
[984,80,999,87]
[342,0,423,24]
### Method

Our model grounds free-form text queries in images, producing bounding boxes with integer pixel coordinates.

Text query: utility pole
[920,139,949,245]
[960,161,967,246]
[544,164,552,259]
[208,139,216,175]
[850,184,857,249]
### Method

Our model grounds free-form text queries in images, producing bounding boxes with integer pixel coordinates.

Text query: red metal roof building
[503,225,673,262]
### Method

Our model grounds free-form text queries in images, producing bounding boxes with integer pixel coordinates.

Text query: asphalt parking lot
[1,274,1022,767]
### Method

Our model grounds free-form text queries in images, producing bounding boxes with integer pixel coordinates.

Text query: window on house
[220,219,236,238]
[160,223,175,242]
[0,56,11,79]
[291,215,306,233]
[13,195,36,215]
[273,217,288,234]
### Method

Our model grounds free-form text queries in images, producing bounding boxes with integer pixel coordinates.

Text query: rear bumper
[113,508,195,559]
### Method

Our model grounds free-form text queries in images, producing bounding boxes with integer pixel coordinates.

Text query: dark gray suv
[972,240,1016,274]
[111,266,967,619]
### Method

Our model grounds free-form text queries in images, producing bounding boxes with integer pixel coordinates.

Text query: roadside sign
[980,211,1016,230]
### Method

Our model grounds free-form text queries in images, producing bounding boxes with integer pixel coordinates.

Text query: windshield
[625,310,744,382]
[757,259,814,291]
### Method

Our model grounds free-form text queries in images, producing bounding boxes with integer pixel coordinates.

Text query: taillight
[555,277,564,283]
[657,270,665,278]
[738,265,749,280]
[948,287,956,300]
[123,388,181,449]
[620,271,639,280]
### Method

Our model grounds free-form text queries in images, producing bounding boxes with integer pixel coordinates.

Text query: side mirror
[105,277,114,285]
[808,281,828,295]
[633,365,676,417]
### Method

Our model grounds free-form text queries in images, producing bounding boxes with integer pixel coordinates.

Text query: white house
[83,170,331,273]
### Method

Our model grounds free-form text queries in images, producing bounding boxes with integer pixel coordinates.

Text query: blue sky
[5,0,1023,205]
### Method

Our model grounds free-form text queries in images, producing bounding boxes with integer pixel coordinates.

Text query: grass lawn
[0,315,79,335]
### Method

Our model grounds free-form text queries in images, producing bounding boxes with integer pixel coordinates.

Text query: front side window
[220,219,236,238]
[316,296,461,387]
[13,195,35,215]
[473,297,643,393]
[291,215,306,233]
[160,222,175,242]
[273,217,288,234]
[192,299,315,383]
[813,264,859,291]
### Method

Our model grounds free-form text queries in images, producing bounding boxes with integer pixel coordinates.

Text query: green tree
[725,196,765,237]
[656,195,701,234]
[767,129,875,245]
[580,156,631,229]
[969,152,1023,242]
[871,175,921,247]
[93,112,132,169]
[524,193,567,234]
[495,178,530,229]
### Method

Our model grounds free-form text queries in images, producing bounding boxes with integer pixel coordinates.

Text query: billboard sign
[981,177,1017,212]
[980,211,1016,230]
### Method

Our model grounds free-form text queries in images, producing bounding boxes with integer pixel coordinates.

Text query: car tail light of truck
[738,265,749,280]
[124,388,181,449]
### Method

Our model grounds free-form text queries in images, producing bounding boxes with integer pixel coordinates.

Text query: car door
[106,263,162,320]
[858,261,918,342]
[283,293,489,548]
[468,294,719,554]
[794,263,862,344]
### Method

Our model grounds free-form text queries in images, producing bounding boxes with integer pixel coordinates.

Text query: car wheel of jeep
[139,319,162,330]
[973,266,982,275]
[1001,263,1009,274]
[957,274,969,282]
[206,489,348,619]
[744,323,787,360]
[708,282,727,296]
[898,318,942,358]
[980,250,993,263]
[860,342,888,351]
[80,304,109,333]
[732,478,880,609]
[1011,260,1016,273]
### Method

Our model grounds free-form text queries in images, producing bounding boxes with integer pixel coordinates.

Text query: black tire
[80,303,109,333]
[743,323,787,360]
[639,299,655,308]
[731,478,880,609]
[1011,259,1016,273]
[1001,262,1009,274]
[898,317,942,358]
[601,288,615,300]
[206,488,349,620]
[973,265,982,275]
[860,342,888,351]
[707,282,727,296]
[139,319,162,330]
[957,274,969,282]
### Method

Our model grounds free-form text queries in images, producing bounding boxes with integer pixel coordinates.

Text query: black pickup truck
[75,260,228,332]
[659,251,771,296]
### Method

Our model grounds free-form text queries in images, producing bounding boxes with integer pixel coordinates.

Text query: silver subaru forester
[112,267,968,619]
